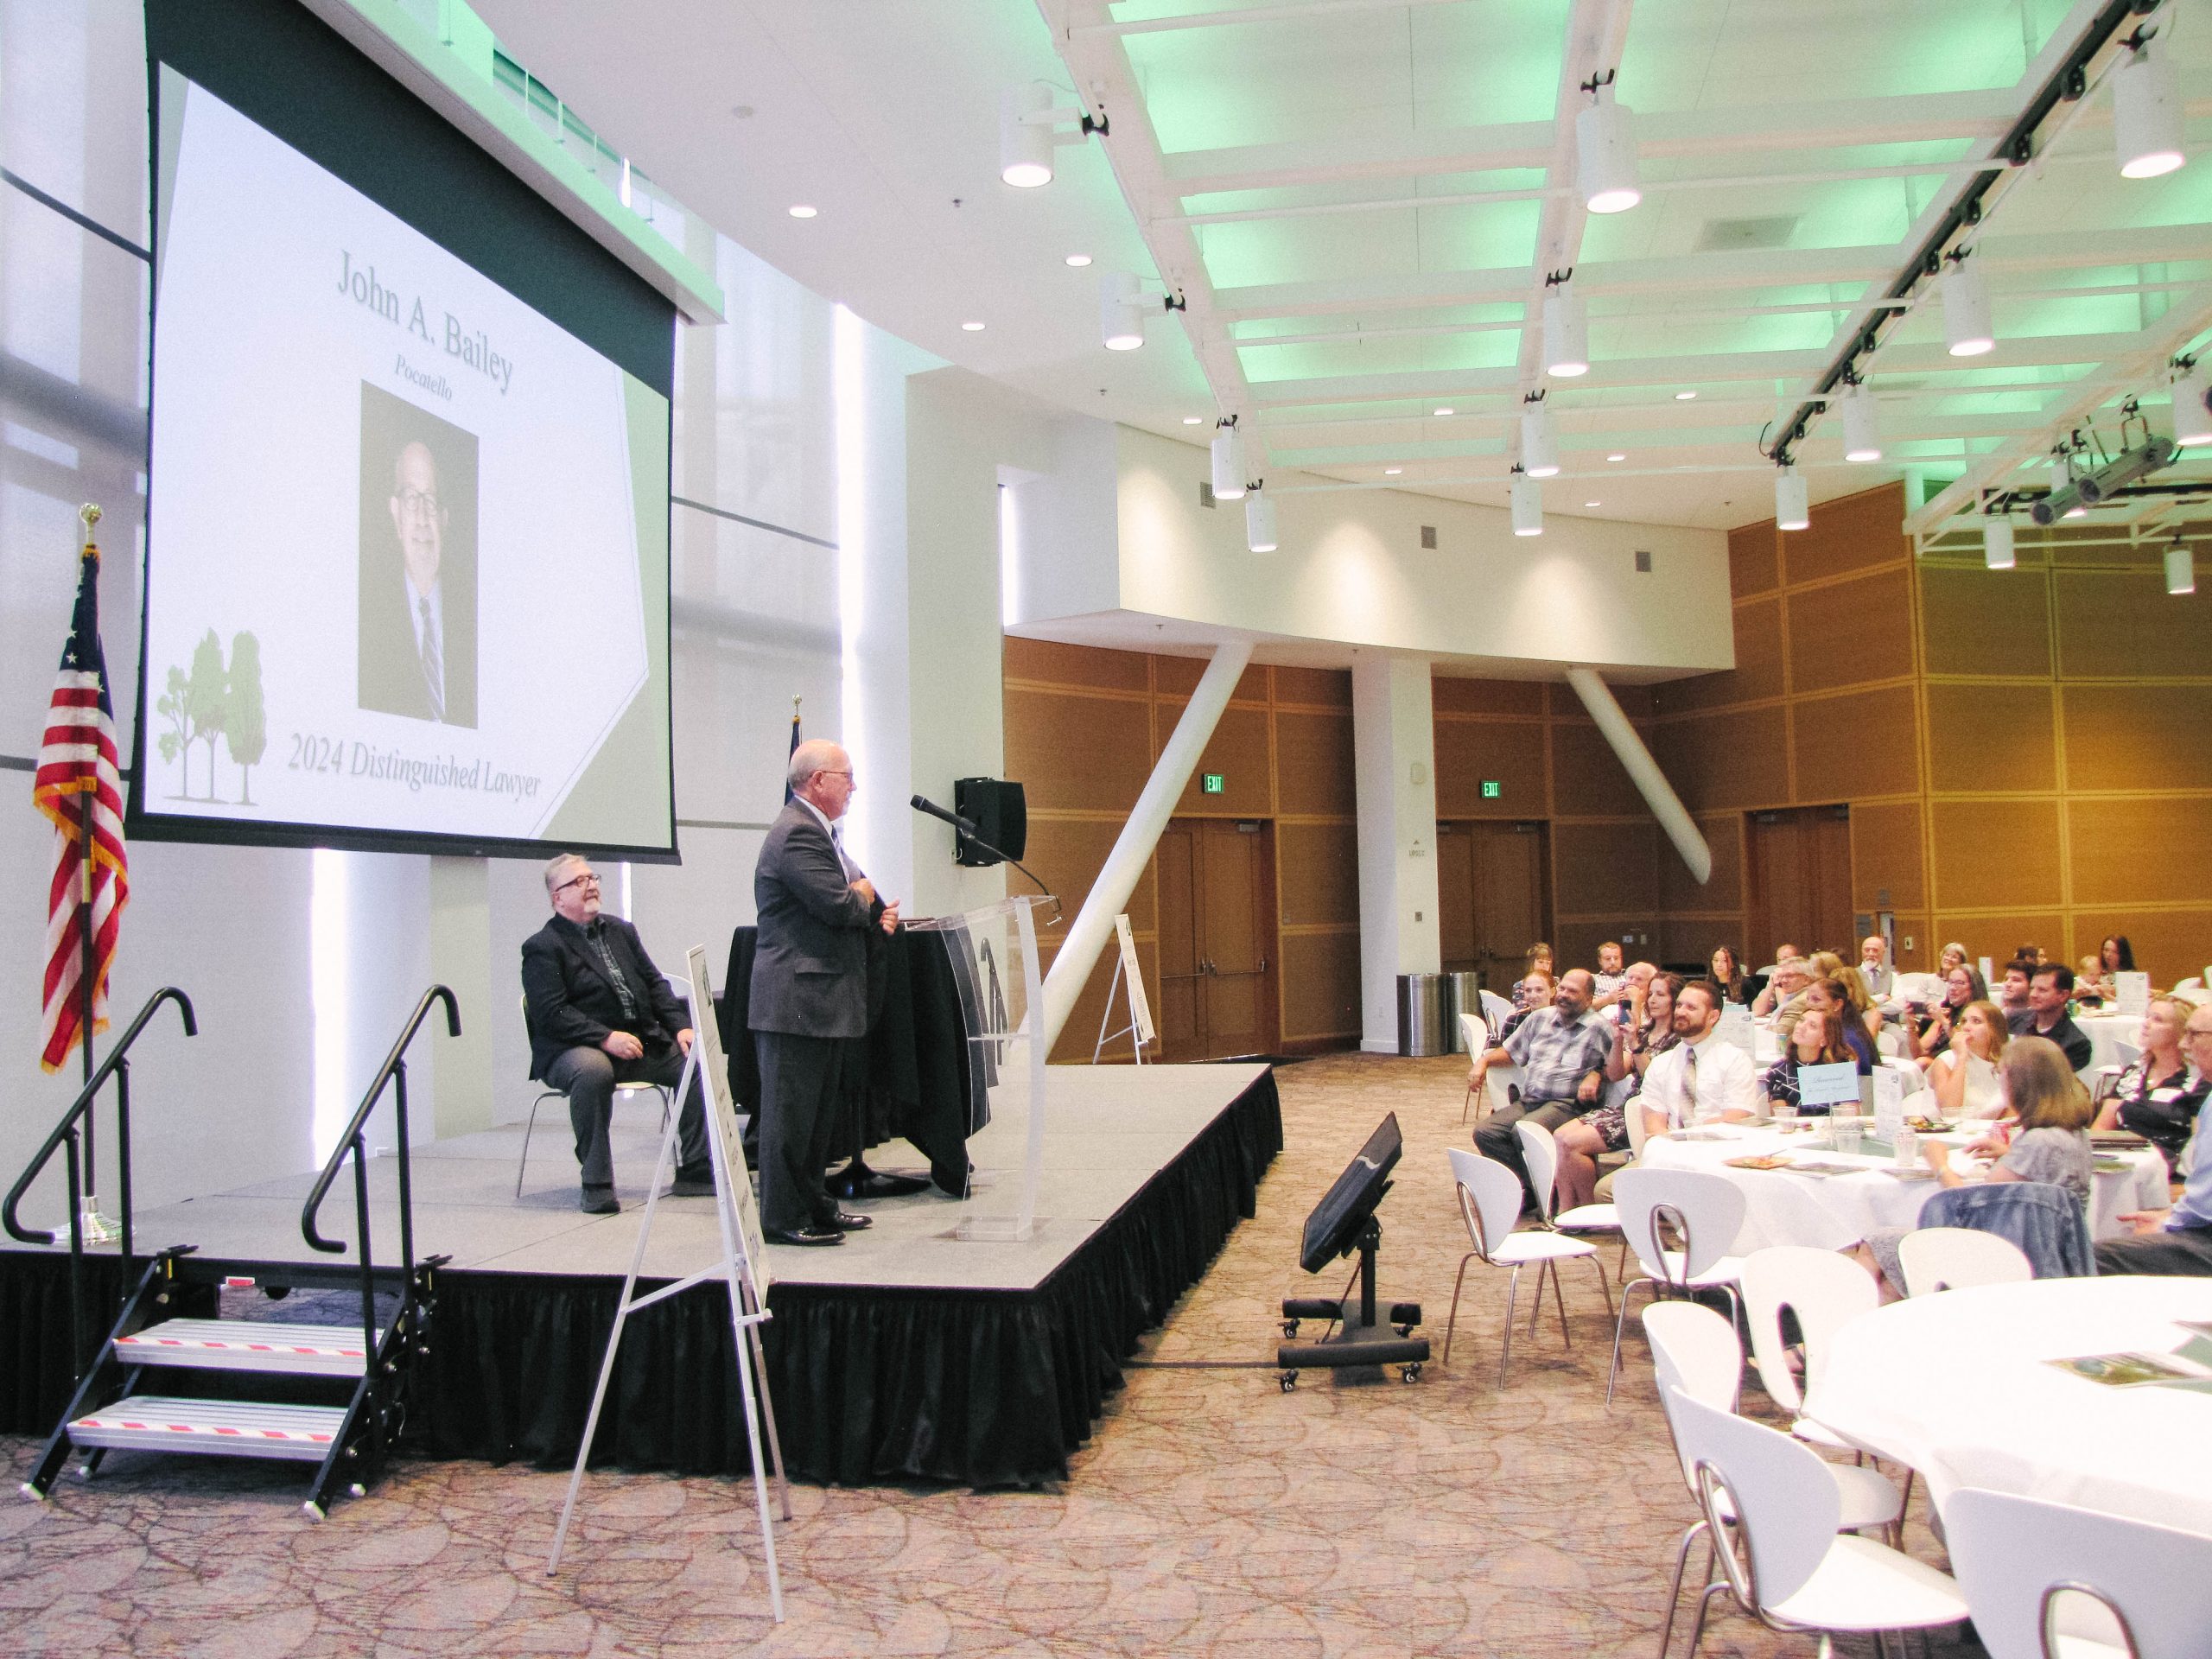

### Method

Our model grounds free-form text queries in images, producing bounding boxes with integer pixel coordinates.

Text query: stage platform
[1,1063,1281,1490]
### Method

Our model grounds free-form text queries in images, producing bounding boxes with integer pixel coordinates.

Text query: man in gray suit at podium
[750,739,900,1245]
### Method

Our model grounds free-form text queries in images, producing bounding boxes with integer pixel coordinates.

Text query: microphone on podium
[908,795,1059,921]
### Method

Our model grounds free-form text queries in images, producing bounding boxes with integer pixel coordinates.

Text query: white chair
[1479,988,1515,1034]
[1875,1025,1906,1058]
[1645,1303,1906,1659]
[1945,1485,2212,1659]
[1513,1116,1621,1243]
[1895,1226,2032,1297]
[1738,1245,1877,1455]
[1443,1147,1611,1389]
[1666,1387,1968,1659]
[1606,1167,1748,1405]
[1458,1012,1488,1123]
[515,992,672,1198]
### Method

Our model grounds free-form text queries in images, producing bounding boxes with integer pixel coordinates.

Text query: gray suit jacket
[748,799,879,1038]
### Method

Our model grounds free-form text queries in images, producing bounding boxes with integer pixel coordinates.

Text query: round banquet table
[1816,1276,2212,1533]
[2075,1009,2142,1073]
[1637,1122,2168,1255]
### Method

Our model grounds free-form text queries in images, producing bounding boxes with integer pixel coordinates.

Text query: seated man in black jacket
[521,853,712,1213]
[2006,962,2094,1072]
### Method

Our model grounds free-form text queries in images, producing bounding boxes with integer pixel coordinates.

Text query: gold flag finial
[79,502,102,539]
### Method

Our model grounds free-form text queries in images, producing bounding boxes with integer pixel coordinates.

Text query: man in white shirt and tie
[1638,979,1764,1137]
[359,435,476,726]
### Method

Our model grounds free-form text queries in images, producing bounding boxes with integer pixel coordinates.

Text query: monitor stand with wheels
[1274,1114,1429,1389]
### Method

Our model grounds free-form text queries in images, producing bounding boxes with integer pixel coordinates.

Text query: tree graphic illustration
[155,665,192,798]
[184,629,228,801]
[226,631,267,804]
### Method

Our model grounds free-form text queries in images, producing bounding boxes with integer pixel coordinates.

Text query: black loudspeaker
[953,777,1027,868]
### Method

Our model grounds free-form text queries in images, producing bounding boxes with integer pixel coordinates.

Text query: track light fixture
[999,81,1108,189]
[1520,392,1559,477]
[2172,356,2212,446]
[1940,251,1994,357]
[2168,536,2196,596]
[1983,511,2016,570]
[2113,32,2185,180]
[1541,273,1589,378]
[1245,485,1277,553]
[1775,463,1809,531]
[1510,467,1542,537]
[1575,73,1642,214]
[1840,380,1882,463]
[1211,416,1248,502]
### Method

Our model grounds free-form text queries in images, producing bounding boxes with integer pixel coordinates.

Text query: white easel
[1092,912,1155,1065]
[547,944,791,1621]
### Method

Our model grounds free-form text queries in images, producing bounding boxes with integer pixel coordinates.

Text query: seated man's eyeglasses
[555,871,601,894]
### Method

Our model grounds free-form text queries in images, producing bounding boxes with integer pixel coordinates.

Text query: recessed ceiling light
[1065,253,1092,267]
[1182,416,1203,425]
[1384,467,1403,475]
[788,204,817,219]
[1608,452,1627,461]
[1585,500,1601,507]
[1675,390,1697,400]
[962,321,986,332]
[1434,407,1454,416]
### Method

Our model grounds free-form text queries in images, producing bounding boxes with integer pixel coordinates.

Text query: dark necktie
[417,595,443,721]
[1683,1042,1700,1122]
[587,921,639,1019]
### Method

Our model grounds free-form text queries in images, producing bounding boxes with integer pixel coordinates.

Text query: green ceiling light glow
[2113,36,2185,180]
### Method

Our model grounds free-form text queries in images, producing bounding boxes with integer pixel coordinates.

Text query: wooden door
[1747,805,1853,963]
[1436,824,1477,974]
[1154,817,1279,1060]
[1471,822,1546,988]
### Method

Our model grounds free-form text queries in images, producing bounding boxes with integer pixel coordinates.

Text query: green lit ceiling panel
[1237,329,1522,385]
[1194,198,1540,289]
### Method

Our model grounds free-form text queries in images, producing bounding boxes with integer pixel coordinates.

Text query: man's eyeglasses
[397,486,442,518]
[555,872,601,894]
[817,769,854,780]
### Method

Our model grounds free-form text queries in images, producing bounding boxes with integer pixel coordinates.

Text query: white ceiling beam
[1069,0,1471,36]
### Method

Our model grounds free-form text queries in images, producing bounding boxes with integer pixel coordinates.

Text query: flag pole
[76,505,118,1244]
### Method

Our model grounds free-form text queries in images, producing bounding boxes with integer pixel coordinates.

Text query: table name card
[2114,970,2151,1016]
[1873,1066,1906,1145]
[1797,1060,1860,1109]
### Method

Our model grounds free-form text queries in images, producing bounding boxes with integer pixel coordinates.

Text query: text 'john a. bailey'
[340,249,515,395]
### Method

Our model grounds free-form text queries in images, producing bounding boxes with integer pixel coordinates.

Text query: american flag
[34,541,129,1072]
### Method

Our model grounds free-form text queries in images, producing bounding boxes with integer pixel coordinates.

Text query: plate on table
[1725,1154,1792,1171]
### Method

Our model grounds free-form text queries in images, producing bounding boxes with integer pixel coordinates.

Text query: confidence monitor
[1299,1111,1402,1273]
[1276,1112,1427,1389]
[130,0,677,861]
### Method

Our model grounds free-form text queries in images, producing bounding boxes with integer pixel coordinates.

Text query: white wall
[1352,658,1442,1053]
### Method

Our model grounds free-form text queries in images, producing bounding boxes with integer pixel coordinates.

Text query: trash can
[1396,972,1449,1057]
[1441,971,1480,1052]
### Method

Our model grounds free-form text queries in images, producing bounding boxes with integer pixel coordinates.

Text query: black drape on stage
[719,925,974,1196]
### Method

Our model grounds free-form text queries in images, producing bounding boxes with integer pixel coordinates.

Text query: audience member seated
[1707,944,1748,1005]
[1637,979,1763,1134]
[1833,963,1885,1049]
[1590,940,1628,1007]
[1752,956,1813,1026]
[2009,962,2094,1071]
[1938,941,1968,976]
[1471,968,1615,1206]
[1996,957,2036,1020]
[1859,1036,2094,1298]
[1908,963,1988,1064]
[1609,960,1656,1033]
[1806,976,1877,1073]
[1554,971,1683,1211]
[1513,942,1555,1008]
[1762,1007,1853,1117]
[1497,971,1554,1043]
[1927,1000,2010,1122]
[2092,995,2208,1173]
[1857,934,1893,999]
[2094,1002,2212,1275]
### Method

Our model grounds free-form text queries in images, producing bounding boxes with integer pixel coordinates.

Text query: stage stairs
[3,984,464,1520]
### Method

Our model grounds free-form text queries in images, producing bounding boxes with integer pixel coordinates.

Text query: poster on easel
[685,944,769,1294]
[1116,912,1155,1046]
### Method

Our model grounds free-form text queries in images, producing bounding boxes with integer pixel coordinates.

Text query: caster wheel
[1281,1320,1299,1338]
[1278,1372,1298,1393]
[1401,1364,1422,1384]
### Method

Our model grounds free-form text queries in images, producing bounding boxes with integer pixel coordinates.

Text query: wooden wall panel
[1649,706,1790,812]
[1786,566,1915,695]
[1930,798,2063,912]
[2067,798,2212,908]
[1929,913,2068,974]
[1433,677,1547,716]
[1656,597,1785,715]
[1662,812,1743,913]
[1552,821,1659,918]
[1885,914,1932,972]
[1662,916,1746,970]
[1154,657,1270,702]
[2070,909,2212,988]
[1166,703,1273,815]
[1277,822,1358,927]
[1003,635,1148,691]
[2054,570,2212,680]
[1004,688,1152,811]
[1792,684,1920,804]
[1280,931,1361,1040]
[1729,522,1780,597]
[1275,709,1356,815]
[1433,718,1547,817]
[1021,819,1157,934]
[1850,799,1926,912]
[1274,666,1352,708]
[2063,685,2212,794]
[1924,683,2058,793]
[1549,718,1648,817]
[1779,484,1909,582]
[1919,567,2053,679]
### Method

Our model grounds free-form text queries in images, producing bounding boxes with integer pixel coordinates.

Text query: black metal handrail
[300,985,461,1354]
[2,985,196,1376]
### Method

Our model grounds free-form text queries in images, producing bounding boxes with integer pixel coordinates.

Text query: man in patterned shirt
[1471,968,1615,1208]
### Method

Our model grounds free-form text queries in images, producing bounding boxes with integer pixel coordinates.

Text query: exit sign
[1481,779,1503,799]
[1201,773,1225,795]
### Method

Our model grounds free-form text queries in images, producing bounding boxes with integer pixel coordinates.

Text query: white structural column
[1564,665,1713,884]
[1039,640,1254,1052]
[1352,657,1441,1053]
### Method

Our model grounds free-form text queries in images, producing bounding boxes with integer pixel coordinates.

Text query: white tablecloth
[2075,1011,2143,1073]
[1637,1123,2167,1255]
[1817,1276,2212,1533]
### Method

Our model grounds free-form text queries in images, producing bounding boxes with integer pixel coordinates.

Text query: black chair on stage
[513,992,671,1198]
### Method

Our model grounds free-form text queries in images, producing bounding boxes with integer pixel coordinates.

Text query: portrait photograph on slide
[358,384,478,729]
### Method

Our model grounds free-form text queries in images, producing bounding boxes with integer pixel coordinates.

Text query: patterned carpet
[0,1053,1986,1656]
